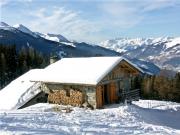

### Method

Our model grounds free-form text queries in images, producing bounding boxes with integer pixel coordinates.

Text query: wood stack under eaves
[48,89,85,106]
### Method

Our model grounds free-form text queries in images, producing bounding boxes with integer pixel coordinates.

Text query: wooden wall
[96,60,141,108]
[96,85,103,108]
[109,82,118,103]
[101,60,140,84]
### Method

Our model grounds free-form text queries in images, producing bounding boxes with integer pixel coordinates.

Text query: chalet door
[109,82,118,103]
[117,80,124,102]
[104,84,109,105]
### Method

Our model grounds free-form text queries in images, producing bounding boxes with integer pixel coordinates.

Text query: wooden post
[96,85,103,109]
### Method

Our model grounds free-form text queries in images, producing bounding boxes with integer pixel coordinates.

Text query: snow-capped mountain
[13,24,39,38]
[13,24,68,43]
[99,37,180,71]
[0,22,17,31]
[99,37,174,53]
[37,33,69,43]
[0,22,9,27]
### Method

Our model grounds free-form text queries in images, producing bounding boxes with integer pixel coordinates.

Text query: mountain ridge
[99,37,180,71]
[0,22,120,56]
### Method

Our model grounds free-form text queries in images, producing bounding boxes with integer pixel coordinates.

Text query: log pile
[48,89,85,106]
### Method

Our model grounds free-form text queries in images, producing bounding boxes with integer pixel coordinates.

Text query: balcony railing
[122,89,140,102]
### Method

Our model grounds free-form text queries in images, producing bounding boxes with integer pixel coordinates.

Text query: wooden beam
[31,81,97,87]
[98,78,123,85]
[120,60,139,74]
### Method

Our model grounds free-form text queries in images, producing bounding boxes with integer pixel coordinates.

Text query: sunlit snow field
[0,100,180,135]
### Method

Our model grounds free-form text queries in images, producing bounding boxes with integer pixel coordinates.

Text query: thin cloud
[99,2,143,28]
[27,7,101,42]
[141,0,177,12]
[99,0,179,28]
[0,0,9,6]
[0,0,33,6]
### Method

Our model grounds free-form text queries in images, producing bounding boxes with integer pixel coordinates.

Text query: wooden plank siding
[100,60,140,85]
[96,82,119,108]
[109,82,118,103]
[96,85,103,108]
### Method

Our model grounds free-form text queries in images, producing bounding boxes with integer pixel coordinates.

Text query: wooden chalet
[31,57,144,109]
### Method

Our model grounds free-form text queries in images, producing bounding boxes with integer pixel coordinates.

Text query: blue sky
[0,0,180,43]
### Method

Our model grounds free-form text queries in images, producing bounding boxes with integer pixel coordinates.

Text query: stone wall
[85,87,96,108]
[43,84,97,109]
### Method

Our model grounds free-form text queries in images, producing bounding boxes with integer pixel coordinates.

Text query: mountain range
[2,21,179,74]
[0,22,119,57]
[100,37,180,71]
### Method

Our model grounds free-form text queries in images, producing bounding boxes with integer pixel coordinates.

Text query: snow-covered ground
[0,100,180,135]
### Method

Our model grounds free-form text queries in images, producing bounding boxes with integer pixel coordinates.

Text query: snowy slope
[0,22,17,32]
[0,69,42,110]
[99,37,180,71]
[13,24,68,42]
[37,33,69,43]
[0,100,180,134]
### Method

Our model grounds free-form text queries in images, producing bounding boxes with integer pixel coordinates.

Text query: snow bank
[133,100,180,111]
[0,69,42,110]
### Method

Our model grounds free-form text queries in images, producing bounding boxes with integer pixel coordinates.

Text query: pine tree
[0,53,6,88]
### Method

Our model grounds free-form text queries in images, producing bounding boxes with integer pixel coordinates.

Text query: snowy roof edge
[30,57,144,85]
[96,57,144,84]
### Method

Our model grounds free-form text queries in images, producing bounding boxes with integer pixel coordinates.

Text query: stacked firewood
[48,89,84,106]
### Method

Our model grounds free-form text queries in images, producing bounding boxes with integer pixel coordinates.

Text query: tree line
[134,70,180,102]
[0,44,49,89]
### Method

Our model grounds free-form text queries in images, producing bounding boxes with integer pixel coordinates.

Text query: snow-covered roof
[31,57,144,85]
